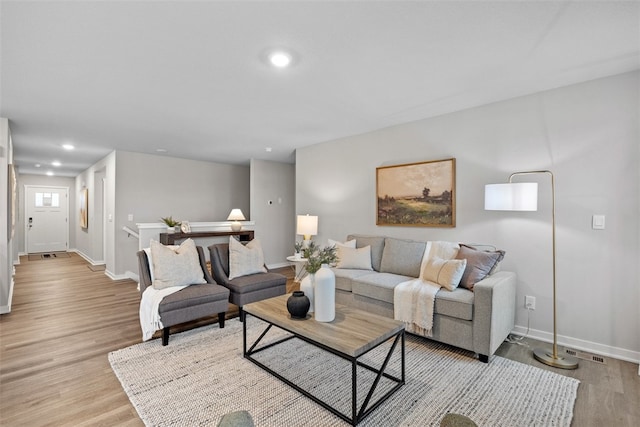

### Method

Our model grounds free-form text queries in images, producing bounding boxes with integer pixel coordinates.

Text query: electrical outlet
[525,295,536,310]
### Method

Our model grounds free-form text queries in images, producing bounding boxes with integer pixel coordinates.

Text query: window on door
[34,192,60,208]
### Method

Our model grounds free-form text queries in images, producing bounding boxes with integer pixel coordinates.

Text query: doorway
[25,185,69,253]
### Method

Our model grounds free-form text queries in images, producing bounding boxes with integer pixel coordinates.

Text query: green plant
[159,216,181,227]
[303,242,338,274]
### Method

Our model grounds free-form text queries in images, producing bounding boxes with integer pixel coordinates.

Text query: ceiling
[1,1,638,177]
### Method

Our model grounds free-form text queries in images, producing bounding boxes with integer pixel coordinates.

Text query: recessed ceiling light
[62,144,74,150]
[268,51,292,68]
[52,161,61,167]
[35,163,41,168]
[156,148,168,153]
[46,171,54,176]
[265,147,272,152]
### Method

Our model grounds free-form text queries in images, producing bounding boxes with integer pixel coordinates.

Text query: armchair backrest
[209,243,231,285]
[136,245,214,295]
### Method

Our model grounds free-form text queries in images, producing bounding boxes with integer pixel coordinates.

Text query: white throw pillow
[422,256,467,291]
[150,239,206,290]
[336,245,373,270]
[143,245,178,282]
[228,237,267,280]
[328,238,357,249]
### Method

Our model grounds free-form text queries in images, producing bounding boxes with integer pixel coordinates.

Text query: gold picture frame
[80,188,88,229]
[376,158,456,227]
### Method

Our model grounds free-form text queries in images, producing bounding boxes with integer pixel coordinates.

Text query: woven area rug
[109,317,579,426]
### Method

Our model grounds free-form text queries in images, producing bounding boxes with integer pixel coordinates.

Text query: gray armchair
[208,243,287,321]
[137,246,230,345]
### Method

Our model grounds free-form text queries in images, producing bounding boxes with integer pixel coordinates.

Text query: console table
[159,230,254,245]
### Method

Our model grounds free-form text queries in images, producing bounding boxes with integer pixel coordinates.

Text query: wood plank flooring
[1,252,638,426]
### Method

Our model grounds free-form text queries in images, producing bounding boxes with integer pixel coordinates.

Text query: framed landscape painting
[80,188,88,229]
[376,158,456,227]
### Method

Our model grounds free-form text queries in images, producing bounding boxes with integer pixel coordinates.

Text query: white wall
[250,159,295,266]
[0,118,14,313]
[74,152,115,270]
[15,174,76,254]
[296,71,639,362]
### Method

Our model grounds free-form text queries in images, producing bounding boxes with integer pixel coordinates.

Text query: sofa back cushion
[347,235,386,271]
[379,237,426,278]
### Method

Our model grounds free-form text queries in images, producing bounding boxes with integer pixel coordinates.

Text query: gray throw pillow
[455,244,505,290]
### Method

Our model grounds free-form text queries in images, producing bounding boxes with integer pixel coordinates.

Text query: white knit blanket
[394,279,441,337]
[139,285,187,341]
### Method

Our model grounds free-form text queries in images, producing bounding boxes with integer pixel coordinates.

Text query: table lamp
[227,209,246,232]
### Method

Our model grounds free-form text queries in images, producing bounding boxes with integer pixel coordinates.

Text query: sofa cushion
[434,287,474,320]
[352,272,412,304]
[456,244,505,290]
[347,235,386,272]
[380,237,426,278]
[333,268,374,292]
[336,246,373,270]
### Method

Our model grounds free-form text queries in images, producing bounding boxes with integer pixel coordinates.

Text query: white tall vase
[300,273,314,313]
[314,264,335,322]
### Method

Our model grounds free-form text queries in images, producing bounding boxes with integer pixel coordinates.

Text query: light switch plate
[592,215,605,230]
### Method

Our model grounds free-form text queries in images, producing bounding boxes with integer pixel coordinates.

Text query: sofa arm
[472,271,517,358]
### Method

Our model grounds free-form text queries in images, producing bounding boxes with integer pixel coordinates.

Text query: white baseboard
[511,325,640,365]
[69,249,104,266]
[268,261,290,270]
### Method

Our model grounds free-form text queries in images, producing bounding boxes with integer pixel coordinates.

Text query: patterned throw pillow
[150,238,206,289]
[228,237,267,280]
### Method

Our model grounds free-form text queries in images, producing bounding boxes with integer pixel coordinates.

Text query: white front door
[25,186,69,253]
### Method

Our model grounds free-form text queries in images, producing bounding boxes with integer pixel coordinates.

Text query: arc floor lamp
[485,170,578,370]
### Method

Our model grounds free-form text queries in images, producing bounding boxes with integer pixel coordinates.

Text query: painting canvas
[376,158,456,227]
[80,188,88,229]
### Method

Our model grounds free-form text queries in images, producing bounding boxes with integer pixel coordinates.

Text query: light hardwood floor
[1,252,638,426]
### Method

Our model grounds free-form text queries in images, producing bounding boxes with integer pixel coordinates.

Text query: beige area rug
[27,252,71,261]
[109,317,579,427]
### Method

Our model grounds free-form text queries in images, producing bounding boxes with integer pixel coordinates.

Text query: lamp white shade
[227,209,246,221]
[227,209,246,232]
[296,214,318,239]
[484,182,538,211]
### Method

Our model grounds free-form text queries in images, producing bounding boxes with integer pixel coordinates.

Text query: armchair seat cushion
[224,272,288,295]
[208,242,287,310]
[160,283,230,313]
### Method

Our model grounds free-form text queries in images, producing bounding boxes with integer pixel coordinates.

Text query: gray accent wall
[114,151,250,277]
[250,159,295,266]
[295,71,639,362]
[72,150,250,279]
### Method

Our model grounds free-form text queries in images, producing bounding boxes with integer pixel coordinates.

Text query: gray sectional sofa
[333,234,516,362]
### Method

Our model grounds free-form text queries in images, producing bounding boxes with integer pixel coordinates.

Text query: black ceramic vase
[286,291,310,319]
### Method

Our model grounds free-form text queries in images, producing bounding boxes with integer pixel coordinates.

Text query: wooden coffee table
[243,294,405,426]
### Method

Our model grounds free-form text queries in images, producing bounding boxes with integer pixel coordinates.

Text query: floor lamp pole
[510,171,578,370]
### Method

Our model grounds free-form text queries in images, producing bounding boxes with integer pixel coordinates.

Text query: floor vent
[565,348,607,364]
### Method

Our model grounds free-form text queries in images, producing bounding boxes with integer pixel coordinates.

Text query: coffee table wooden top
[244,294,404,358]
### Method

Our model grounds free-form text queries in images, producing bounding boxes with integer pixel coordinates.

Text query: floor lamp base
[533,347,579,370]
